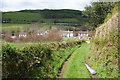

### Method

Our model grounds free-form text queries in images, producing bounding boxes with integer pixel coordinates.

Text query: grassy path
[61,43,91,78]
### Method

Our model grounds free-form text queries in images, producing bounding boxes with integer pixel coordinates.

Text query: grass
[6,42,49,49]
[6,42,38,49]
[6,41,62,49]
[3,12,44,22]
[57,18,79,23]
[48,46,79,78]
[2,23,30,31]
[63,43,91,78]
[2,23,59,31]
[62,37,79,42]
[38,24,58,30]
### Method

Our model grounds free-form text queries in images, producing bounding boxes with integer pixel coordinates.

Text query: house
[60,30,73,37]
[78,31,88,39]
[0,32,5,39]
[37,30,45,35]
[37,30,49,36]
[19,32,27,38]
[78,31,88,37]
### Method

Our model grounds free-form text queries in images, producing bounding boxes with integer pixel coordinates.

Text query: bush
[4,36,16,42]
[2,40,83,78]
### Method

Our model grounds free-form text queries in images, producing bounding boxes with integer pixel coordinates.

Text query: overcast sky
[0,0,93,12]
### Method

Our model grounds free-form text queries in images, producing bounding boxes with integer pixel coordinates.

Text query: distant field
[3,12,45,23]
[6,37,80,49]
[2,23,61,31]
[2,24,30,31]
[2,9,89,31]
[3,11,83,24]
[57,18,79,23]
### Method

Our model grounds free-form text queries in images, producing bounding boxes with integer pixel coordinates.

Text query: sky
[0,0,93,12]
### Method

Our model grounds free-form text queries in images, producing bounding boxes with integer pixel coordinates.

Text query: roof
[37,30,46,33]
[79,31,88,34]
[61,31,73,34]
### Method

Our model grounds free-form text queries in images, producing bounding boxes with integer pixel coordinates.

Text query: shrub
[47,32,62,41]
[4,36,16,42]
[2,40,83,78]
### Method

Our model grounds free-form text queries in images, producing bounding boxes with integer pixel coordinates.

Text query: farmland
[2,24,30,31]
[2,9,88,24]
[2,9,90,32]
[2,23,59,31]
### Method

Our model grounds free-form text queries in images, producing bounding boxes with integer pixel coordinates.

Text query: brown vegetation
[47,32,62,41]
[17,32,62,42]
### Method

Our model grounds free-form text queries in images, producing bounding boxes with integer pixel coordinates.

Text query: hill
[2,9,88,25]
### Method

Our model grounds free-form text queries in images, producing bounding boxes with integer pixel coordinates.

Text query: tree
[82,2,115,29]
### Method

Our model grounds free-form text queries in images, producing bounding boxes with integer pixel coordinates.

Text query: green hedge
[2,40,83,79]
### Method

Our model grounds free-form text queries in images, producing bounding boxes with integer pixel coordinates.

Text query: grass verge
[63,43,91,78]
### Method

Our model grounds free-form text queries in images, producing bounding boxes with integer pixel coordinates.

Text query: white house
[37,30,45,35]
[19,32,27,38]
[60,30,73,37]
[78,31,88,39]
[37,30,49,36]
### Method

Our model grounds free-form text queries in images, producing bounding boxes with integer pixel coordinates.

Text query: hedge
[2,40,84,79]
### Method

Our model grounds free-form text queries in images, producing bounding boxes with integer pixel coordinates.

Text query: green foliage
[104,13,112,22]
[109,31,118,47]
[89,27,118,78]
[2,40,83,78]
[82,2,115,29]
[91,38,107,47]
[88,43,118,78]
[88,2,119,78]
[104,2,119,22]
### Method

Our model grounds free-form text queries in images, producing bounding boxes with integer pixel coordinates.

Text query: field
[2,9,87,24]
[2,9,89,31]
[2,24,30,31]
[2,23,61,31]
[6,42,40,49]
